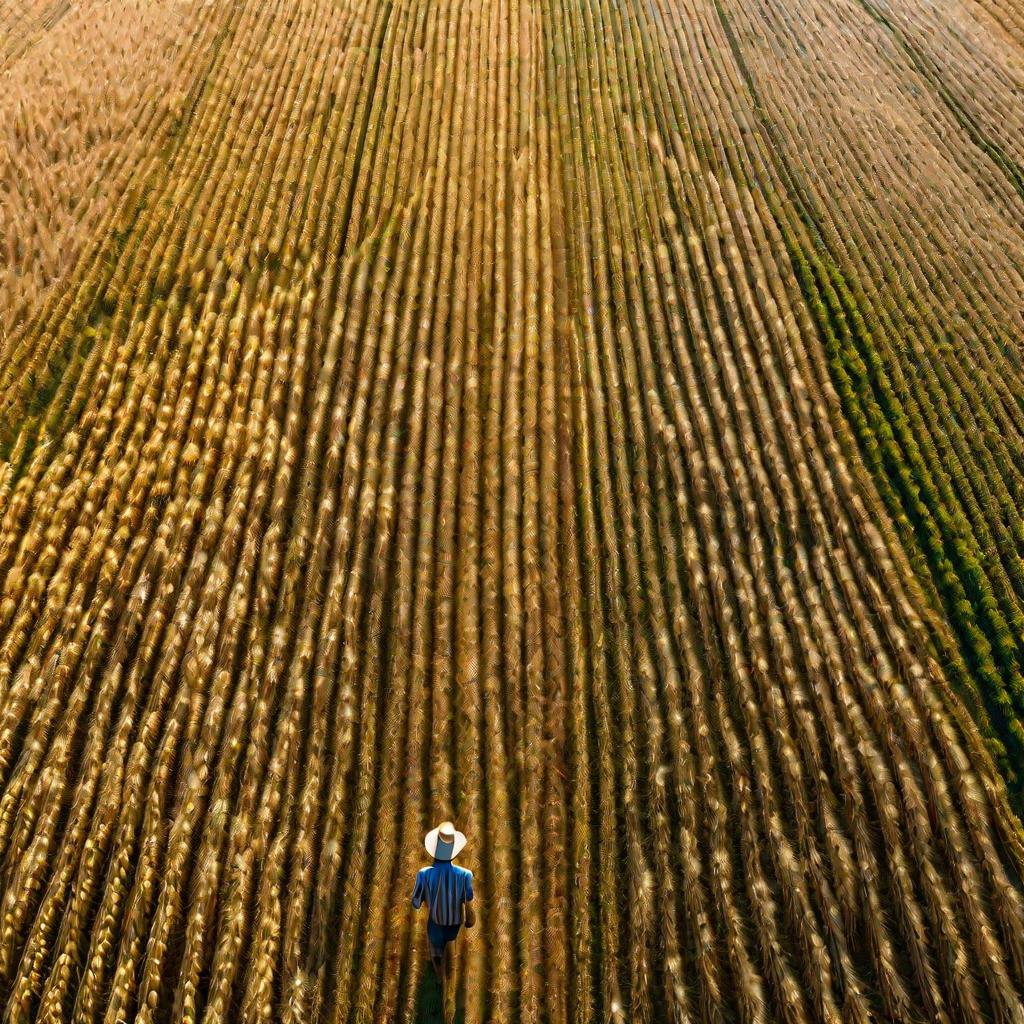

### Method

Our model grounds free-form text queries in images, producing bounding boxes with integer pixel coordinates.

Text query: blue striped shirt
[411,861,474,926]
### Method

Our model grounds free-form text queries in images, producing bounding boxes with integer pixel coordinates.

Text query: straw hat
[424,821,467,861]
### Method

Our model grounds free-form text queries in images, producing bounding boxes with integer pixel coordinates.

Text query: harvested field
[1,0,1024,1020]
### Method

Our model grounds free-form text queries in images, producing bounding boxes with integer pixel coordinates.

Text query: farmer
[412,821,475,982]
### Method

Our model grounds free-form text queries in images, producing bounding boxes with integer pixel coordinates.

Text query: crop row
[712,0,1024,799]
[0,0,1023,1021]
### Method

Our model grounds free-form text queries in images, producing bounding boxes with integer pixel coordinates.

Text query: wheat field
[2,0,1024,1020]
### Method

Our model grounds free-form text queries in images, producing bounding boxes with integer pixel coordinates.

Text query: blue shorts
[427,918,461,954]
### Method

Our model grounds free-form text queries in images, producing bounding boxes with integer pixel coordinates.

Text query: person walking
[412,821,475,991]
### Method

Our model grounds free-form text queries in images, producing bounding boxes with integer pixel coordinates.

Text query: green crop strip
[713,0,1024,808]
[784,229,1023,789]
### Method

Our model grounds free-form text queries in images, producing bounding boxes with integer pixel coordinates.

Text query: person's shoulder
[455,864,473,878]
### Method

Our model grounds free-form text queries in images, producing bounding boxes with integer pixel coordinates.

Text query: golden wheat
[2,0,1024,1020]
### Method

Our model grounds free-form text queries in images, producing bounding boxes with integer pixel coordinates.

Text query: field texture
[2,0,1024,1020]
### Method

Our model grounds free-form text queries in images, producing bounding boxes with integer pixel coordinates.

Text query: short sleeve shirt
[411,862,474,925]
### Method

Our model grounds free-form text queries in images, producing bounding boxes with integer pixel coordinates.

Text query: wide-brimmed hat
[424,821,467,861]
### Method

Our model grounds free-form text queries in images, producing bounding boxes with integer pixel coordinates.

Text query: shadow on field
[413,970,464,1024]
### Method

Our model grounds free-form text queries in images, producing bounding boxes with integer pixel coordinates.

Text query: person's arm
[463,870,475,927]
[411,870,425,910]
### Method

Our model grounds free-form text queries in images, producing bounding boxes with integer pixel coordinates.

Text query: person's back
[412,860,474,927]
[411,821,475,986]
